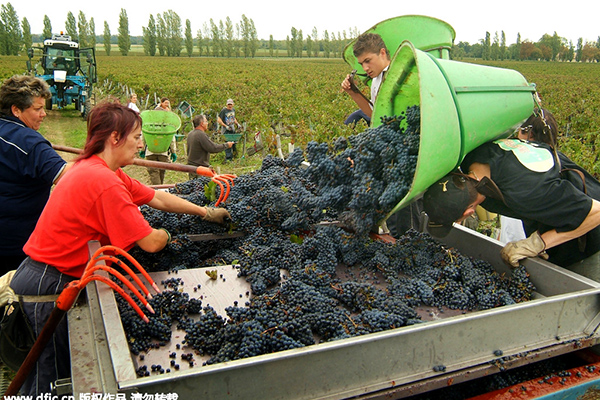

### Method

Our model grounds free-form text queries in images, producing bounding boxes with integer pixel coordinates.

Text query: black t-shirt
[461,139,599,267]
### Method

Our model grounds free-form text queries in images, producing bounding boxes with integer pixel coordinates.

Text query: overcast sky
[14,0,599,45]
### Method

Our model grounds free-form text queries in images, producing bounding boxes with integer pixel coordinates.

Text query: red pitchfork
[194,166,237,206]
[4,245,159,397]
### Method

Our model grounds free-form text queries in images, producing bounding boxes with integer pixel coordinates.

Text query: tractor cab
[27,33,97,117]
[42,34,79,76]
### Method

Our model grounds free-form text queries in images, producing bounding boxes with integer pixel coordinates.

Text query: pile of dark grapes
[117,107,536,368]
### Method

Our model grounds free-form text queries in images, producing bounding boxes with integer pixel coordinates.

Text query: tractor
[26,32,97,117]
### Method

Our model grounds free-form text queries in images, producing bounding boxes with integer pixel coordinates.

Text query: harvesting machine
[26,32,97,117]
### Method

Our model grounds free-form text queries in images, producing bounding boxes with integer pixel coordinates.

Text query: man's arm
[541,199,600,249]
[341,73,374,118]
[501,200,600,267]
[198,132,232,153]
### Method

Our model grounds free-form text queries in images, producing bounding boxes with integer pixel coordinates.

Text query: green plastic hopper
[140,110,182,153]
[373,41,537,219]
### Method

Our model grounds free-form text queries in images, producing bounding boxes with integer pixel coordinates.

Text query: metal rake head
[57,245,160,323]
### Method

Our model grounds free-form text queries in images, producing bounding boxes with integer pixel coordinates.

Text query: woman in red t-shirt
[10,102,231,396]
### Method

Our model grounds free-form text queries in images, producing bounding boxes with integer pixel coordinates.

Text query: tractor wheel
[45,97,53,111]
[74,99,80,112]
[82,100,92,118]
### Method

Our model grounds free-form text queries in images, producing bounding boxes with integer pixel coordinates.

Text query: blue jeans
[10,257,76,396]
[225,143,237,160]
[344,109,371,126]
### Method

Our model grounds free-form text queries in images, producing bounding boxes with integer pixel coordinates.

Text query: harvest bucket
[140,110,181,153]
[373,41,537,217]
[343,15,456,86]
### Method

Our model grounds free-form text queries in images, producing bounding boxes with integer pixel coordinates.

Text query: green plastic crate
[223,133,243,142]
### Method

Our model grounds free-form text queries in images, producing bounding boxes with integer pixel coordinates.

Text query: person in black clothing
[422,111,600,277]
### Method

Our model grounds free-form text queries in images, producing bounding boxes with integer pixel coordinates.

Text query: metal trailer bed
[67,225,600,399]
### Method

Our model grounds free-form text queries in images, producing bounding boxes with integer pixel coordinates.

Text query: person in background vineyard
[423,109,600,279]
[187,114,234,179]
[127,92,140,113]
[0,75,72,272]
[341,32,390,126]
[10,102,231,396]
[217,98,242,162]
[142,96,176,184]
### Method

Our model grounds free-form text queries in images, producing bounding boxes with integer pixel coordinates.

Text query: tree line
[455,31,600,62]
[1,2,599,61]
[0,3,359,58]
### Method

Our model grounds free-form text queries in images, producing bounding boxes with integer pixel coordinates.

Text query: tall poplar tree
[42,15,52,39]
[156,14,166,56]
[312,27,319,57]
[210,19,220,57]
[482,31,491,60]
[65,11,78,41]
[306,35,313,58]
[184,19,193,57]
[196,29,203,56]
[77,11,89,47]
[202,22,210,55]
[22,17,31,50]
[143,14,157,56]
[248,18,258,57]
[224,16,234,57]
[1,3,22,55]
[297,29,303,57]
[89,18,96,48]
[103,21,111,55]
[240,14,251,57]
[163,10,182,57]
[323,30,330,58]
[513,33,522,60]
[117,8,130,56]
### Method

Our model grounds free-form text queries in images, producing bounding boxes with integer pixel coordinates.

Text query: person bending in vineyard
[341,32,390,126]
[0,75,72,272]
[422,109,600,278]
[217,98,242,162]
[187,114,235,179]
[10,102,231,396]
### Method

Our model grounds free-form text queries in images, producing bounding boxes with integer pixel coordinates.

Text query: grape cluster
[115,105,536,370]
[115,279,203,355]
